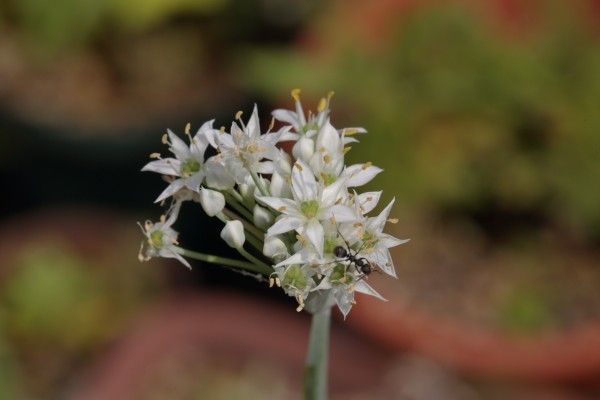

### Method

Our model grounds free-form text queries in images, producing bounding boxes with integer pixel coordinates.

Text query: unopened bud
[220,220,245,249]
[253,205,273,230]
[199,188,225,217]
[292,136,315,162]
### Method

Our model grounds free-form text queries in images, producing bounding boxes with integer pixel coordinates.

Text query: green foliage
[243,5,600,239]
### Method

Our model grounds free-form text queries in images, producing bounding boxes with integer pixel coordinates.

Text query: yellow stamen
[235,110,243,120]
[291,88,301,102]
[362,162,372,170]
[344,128,358,136]
[185,122,191,135]
[317,97,327,112]
[269,277,275,288]
[387,218,399,224]
[149,152,161,159]
[343,146,352,155]
[268,117,275,131]
[161,133,168,144]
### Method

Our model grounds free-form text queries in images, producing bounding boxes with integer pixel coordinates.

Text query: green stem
[224,192,255,222]
[250,170,270,197]
[236,246,271,273]
[173,246,270,275]
[304,308,331,400]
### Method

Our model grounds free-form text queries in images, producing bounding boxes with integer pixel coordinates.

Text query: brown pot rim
[349,295,600,383]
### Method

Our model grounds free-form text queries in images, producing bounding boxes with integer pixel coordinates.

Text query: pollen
[268,116,275,131]
[317,97,327,112]
[291,88,301,101]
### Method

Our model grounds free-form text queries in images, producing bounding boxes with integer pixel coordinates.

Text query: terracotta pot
[349,295,600,383]
[71,292,393,400]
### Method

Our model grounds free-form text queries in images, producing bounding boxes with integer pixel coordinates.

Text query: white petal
[168,129,191,160]
[320,177,346,208]
[141,158,180,176]
[292,160,318,201]
[303,219,324,256]
[267,216,304,236]
[258,197,298,214]
[380,233,410,248]
[155,179,185,203]
[256,161,274,174]
[315,121,341,155]
[204,158,235,190]
[371,198,395,231]
[216,132,235,149]
[344,164,383,187]
[320,204,356,223]
[161,248,192,269]
[274,251,310,268]
[272,109,300,129]
[357,191,382,214]
[355,280,386,302]
[246,104,261,138]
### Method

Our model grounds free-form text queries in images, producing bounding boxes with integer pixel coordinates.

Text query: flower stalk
[304,307,331,400]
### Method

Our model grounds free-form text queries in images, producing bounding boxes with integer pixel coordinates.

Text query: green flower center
[150,230,164,248]
[282,265,307,290]
[329,264,353,284]
[361,230,378,250]
[300,200,320,219]
[323,236,337,255]
[321,173,337,186]
[180,159,201,177]
[302,121,319,134]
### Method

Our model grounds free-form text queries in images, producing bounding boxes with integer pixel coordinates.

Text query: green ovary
[321,173,337,186]
[361,231,378,250]
[180,159,201,177]
[282,265,307,290]
[150,230,163,248]
[300,200,320,219]
[329,264,353,284]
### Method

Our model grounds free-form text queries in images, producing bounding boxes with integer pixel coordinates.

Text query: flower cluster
[139,90,408,317]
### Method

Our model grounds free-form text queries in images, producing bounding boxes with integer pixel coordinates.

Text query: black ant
[333,245,373,276]
[331,227,376,278]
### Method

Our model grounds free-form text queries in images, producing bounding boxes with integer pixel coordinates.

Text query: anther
[291,88,301,101]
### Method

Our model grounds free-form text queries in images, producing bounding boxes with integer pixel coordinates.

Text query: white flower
[348,198,409,278]
[142,121,218,202]
[138,202,190,269]
[260,160,355,256]
[220,220,246,249]
[199,188,225,217]
[272,89,332,139]
[216,105,288,184]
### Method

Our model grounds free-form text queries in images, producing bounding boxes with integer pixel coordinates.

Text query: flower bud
[253,205,273,230]
[199,188,225,217]
[270,172,292,198]
[220,220,245,249]
[292,136,315,162]
[239,183,256,207]
[263,236,288,259]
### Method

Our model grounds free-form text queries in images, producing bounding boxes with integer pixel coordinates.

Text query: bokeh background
[0,0,599,399]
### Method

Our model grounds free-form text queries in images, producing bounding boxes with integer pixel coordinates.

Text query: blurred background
[0,0,599,398]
